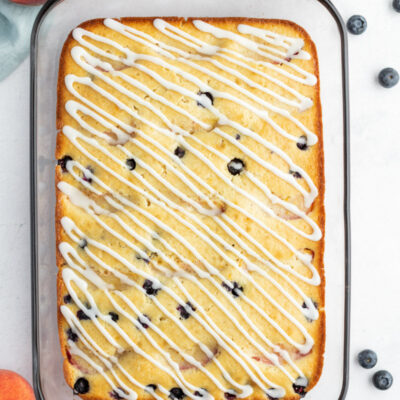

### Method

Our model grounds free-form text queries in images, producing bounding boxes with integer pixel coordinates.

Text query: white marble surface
[0,0,399,398]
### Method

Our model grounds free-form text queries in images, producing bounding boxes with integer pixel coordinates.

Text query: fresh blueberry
[79,238,88,249]
[289,170,302,179]
[58,155,72,173]
[177,302,196,319]
[67,328,78,343]
[292,377,308,397]
[297,136,308,151]
[145,384,157,392]
[222,281,243,298]
[346,15,367,35]
[373,370,393,390]
[378,68,399,88]
[63,294,72,304]
[126,158,136,171]
[197,91,214,107]
[138,314,151,329]
[357,349,377,369]
[77,310,90,320]
[73,377,90,395]
[109,312,119,322]
[169,387,186,400]
[227,158,245,176]
[143,279,160,296]
[393,0,400,12]
[174,146,186,159]
[224,392,237,400]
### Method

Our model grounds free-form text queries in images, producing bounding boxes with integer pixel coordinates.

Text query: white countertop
[0,0,399,398]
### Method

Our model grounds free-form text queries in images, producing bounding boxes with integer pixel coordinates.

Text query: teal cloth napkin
[0,0,42,81]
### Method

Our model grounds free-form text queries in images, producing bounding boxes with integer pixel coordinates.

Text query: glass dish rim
[29,1,351,399]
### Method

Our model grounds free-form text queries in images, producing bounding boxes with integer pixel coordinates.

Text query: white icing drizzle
[65,50,321,240]
[57,17,323,400]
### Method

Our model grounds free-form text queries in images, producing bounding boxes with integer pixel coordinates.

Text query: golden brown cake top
[56,17,324,400]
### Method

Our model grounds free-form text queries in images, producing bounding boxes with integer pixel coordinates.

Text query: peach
[0,370,35,400]
[10,0,47,4]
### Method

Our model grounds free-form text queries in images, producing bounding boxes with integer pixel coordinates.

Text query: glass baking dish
[30,0,351,399]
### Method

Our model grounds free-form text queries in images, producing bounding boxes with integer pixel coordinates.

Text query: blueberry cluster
[346,13,399,88]
[357,349,393,390]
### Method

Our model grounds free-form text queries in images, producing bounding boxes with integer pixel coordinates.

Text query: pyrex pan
[30,0,351,399]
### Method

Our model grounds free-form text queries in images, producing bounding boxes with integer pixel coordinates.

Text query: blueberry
[222,281,243,298]
[302,300,318,322]
[177,302,196,319]
[378,68,399,88]
[227,158,245,176]
[235,134,241,140]
[393,0,400,12]
[373,370,393,390]
[266,389,283,400]
[194,389,207,397]
[357,349,377,369]
[63,294,72,304]
[136,254,150,264]
[224,392,236,400]
[58,155,72,173]
[297,136,308,151]
[197,91,214,107]
[169,387,186,400]
[83,166,94,184]
[138,314,151,329]
[346,15,367,35]
[77,310,90,320]
[73,377,90,394]
[301,300,318,310]
[67,328,78,342]
[143,279,160,296]
[289,170,302,179]
[109,312,119,322]
[292,377,308,397]
[126,158,136,170]
[79,238,88,249]
[174,146,186,159]
[110,387,128,399]
[145,384,157,392]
